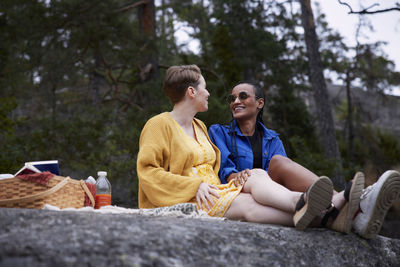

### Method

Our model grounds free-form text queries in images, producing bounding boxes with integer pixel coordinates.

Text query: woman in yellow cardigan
[137,64,334,229]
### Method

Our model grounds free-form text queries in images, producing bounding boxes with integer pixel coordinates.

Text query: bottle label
[95,194,111,209]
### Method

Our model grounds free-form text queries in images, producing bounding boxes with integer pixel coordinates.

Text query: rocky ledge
[0,208,399,266]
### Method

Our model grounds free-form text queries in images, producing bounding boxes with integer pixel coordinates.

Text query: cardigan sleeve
[137,117,203,207]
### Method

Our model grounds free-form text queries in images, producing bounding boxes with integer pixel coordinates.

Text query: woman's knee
[243,169,272,193]
[227,194,259,221]
[245,169,270,187]
[270,155,291,168]
[225,193,253,220]
[250,168,269,179]
[269,155,292,174]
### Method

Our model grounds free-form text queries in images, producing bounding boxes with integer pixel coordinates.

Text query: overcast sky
[318,0,400,72]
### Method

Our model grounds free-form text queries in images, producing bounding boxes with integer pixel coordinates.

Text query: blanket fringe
[42,203,225,220]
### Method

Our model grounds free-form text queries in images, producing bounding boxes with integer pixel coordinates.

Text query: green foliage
[289,136,336,178]
[210,25,242,90]
[357,43,400,93]
[0,97,16,133]
[377,130,400,167]
[337,123,400,179]
[267,86,319,156]
[361,126,400,171]
[0,97,23,172]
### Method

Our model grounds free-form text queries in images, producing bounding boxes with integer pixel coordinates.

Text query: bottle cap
[85,176,96,184]
[97,171,107,176]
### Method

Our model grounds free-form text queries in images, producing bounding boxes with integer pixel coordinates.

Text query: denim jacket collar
[230,119,278,140]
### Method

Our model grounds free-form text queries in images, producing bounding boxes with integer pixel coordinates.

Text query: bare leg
[332,191,345,210]
[241,169,302,213]
[267,155,347,228]
[224,193,294,226]
[268,155,344,208]
[268,155,318,192]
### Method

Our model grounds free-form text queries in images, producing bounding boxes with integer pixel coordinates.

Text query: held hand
[196,183,220,211]
[233,169,251,187]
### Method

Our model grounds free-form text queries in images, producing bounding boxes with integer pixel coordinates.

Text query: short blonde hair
[163,65,202,104]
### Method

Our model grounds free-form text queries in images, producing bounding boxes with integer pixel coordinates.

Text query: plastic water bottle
[95,171,112,209]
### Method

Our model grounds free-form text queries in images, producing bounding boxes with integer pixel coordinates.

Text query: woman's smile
[233,105,246,113]
[230,84,260,120]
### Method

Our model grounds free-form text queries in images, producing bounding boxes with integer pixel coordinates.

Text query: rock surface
[0,208,399,267]
[301,83,400,137]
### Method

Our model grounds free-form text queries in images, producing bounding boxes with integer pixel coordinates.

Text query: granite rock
[0,208,399,267]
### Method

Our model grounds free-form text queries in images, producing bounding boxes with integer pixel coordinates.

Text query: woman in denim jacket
[208,81,400,238]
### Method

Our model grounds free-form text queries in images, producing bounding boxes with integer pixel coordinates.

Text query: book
[14,163,41,176]
[14,160,60,176]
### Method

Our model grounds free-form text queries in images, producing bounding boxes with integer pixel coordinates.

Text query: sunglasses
[227,91,253,104]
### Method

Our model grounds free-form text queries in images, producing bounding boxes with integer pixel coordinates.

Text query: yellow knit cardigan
[137,112,221,208]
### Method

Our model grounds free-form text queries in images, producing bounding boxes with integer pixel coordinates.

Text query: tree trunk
[345,71,355,166]
[138,0,155,37]
[89,53,102,106]
[138,0,158,81]
[299,0,345,189]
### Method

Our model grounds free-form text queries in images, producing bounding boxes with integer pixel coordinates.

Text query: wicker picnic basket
[0,175,95,209]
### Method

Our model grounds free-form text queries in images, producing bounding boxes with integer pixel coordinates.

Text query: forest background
[1,0,400,208]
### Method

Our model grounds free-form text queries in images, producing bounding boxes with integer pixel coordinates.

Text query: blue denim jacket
[209,120,287,183]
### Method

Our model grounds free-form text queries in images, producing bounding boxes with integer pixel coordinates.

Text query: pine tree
[299,0,345,189]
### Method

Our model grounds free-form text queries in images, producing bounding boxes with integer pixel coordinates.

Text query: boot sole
[294,176,333,230]
[361,170,400,239]
[331,172,365,233]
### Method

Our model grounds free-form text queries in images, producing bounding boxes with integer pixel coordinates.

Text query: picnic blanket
[43,202,225,220]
